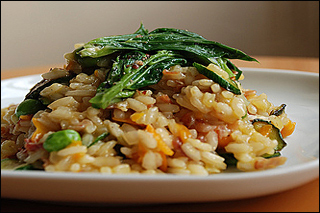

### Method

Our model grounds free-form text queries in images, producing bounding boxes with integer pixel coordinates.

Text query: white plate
[1,68,319,204]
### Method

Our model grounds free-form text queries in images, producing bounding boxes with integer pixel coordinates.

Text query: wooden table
[1,56,319,212]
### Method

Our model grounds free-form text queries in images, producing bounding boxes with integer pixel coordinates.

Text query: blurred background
[1,1,319,71]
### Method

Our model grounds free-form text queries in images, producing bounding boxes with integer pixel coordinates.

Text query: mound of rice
[1,64,294,175]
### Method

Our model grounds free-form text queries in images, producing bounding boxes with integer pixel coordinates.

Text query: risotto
[1,24,296,175]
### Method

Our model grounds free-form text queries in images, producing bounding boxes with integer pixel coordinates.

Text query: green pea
[43,129,81,152]
[15,99,46,118]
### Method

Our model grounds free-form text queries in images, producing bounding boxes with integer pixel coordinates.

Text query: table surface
[1,56,319,212]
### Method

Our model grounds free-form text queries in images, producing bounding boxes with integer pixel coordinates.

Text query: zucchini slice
[218,119,287,166]
[252,118,287,151]
[193,62,241,95]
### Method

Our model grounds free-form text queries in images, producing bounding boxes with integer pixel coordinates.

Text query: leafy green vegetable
[75,25,257,64]
[89,50,187,109]
[69,23,257,109]
[43,129,81,152]
[72,23,148,68]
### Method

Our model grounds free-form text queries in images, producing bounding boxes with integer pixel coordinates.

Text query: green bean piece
[15,99,46,118]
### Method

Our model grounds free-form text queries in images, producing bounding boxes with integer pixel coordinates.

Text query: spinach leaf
[70,24,258,108]
[89,50,187,109]
[74,24,257,65]
[76,23,149,60]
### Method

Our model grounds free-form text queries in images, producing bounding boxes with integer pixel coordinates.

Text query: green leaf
[129,58,187,90]
[106,51,147,86]
[149,27,207,40]
[74,24,258,64]
[89,50,186,109]
[134,22,149,35]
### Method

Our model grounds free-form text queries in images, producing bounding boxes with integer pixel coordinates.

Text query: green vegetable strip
[225,59,243,80]
[88,132,109,147]
[193,62,241,95]
[210,58,236,78]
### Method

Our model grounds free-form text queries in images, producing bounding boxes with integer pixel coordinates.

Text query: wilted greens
[69,23,257,109]
[89,50,187,109]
